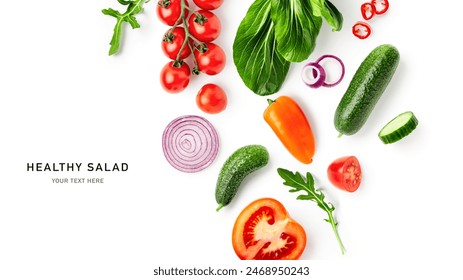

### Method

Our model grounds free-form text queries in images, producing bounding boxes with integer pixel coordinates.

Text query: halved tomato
[327,156,362,192]
[232,198,307,260]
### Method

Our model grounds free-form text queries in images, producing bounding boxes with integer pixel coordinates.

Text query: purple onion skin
[162,115,219,173]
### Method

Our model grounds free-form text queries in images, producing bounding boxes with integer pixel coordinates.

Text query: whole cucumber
[215,145,269,211]
[334,44,400,136]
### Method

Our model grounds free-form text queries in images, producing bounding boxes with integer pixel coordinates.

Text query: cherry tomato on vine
[188,10,221,42]
[327,156,362,192]
[161,27,192,60]
[157,0,189,26]
[193,0,223,10]
[160,61,191,93]
[194,43,226,75]
[232,198,307,260]
[196,84,227,114]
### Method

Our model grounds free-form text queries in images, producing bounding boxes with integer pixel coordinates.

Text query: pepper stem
[267,99,275,105]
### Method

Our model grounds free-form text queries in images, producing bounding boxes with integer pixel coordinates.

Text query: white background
[1,0,462,279]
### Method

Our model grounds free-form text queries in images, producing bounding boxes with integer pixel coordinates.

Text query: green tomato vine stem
[168,0,205,73]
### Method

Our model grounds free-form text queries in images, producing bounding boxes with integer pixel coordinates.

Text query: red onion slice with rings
[301,62,326,88]
[162,115,219,173]
[315,54,345,87]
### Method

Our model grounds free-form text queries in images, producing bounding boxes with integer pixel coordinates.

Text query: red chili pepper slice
[372,0,389,15]
[352,22,371,39]
[361,2,375,20]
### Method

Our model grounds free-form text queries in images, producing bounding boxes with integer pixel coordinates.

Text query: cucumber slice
[378,111,418,144]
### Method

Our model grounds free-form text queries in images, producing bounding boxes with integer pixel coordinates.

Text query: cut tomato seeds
[232,198,307,260]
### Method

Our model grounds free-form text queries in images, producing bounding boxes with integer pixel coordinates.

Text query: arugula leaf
[102,0,146,56]
[277,168,345,254]
[311,0,343,31]
[271,0,322,62]
[232,0,290,96]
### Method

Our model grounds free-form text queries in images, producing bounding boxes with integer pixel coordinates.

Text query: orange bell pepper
[264,96,315,164]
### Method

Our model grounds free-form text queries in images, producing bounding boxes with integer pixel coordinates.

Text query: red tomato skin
[160,62,191,93]
[161,27,192,60]
[232,198,307,260]
[196,84,227,114]
[327,156,362,192]
[187,10,221,42]
[193,0,223,10]
[194,43,226,75]
[157,0,189,26]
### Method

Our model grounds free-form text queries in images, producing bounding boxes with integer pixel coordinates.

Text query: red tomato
[193,0,223,10]
[232,198,307,260]
[187,10,221,42]
[196,84,227,114]
[157,0,189,26]
[160,61,191,93]
[161,27,192,60]
[194,43,226,75]
[327,156,362,192]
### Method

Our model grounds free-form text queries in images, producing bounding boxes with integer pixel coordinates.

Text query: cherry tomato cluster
[157,0,226,95]
[352,0,390,39]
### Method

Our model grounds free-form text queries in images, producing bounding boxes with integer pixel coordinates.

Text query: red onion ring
[301,62,326,88]
[162,115,219,173]
[315,54,345,87]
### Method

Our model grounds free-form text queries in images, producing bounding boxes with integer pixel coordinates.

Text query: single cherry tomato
[188,10,221,42]
[264,96,315,164]
[232,198,307,260]
[194,43,226,75]
[160,61,191,93]
[161,27,192,60]
[196,83,227,114]
[193,0,223,10]
[327,156,362,192]
[157,0,189,26]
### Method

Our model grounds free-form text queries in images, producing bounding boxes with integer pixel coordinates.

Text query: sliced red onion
[315,54,345,87]
[301,62,326,88]
[162,115,219,173]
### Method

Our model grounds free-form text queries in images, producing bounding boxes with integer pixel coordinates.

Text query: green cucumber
[378,111,418,144]
[334,44,400,136]
[215,145,269,211]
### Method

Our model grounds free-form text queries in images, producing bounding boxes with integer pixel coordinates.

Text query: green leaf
[108,18,124,56]
[271,0,322,62]
[311,0,343,31]
[277,167,345,254]
[103,0,146,56]
[232,0,290,96]
[127,15,141,29]
[102,8,121,18]
[118,0,133,5]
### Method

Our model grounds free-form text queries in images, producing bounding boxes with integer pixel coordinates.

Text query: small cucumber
[334,44,400,136]
[215,145,269,211]
[378,111,418,144]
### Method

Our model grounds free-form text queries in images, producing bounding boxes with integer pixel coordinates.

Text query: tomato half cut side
[327,156,362,192]
[232,198,307,260]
